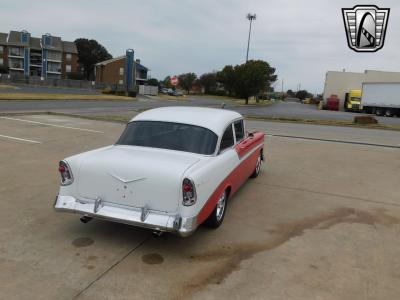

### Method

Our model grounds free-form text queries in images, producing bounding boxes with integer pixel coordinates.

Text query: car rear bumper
[54,195,198,237]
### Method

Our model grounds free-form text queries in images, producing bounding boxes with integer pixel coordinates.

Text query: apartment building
[0,30,78,79]
[95,49,148,89]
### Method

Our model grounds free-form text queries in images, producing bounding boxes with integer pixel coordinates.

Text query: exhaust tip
[152,230,164,237]
[80,216,93,224]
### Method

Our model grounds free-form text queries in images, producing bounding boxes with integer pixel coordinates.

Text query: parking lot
[1,114,400,299]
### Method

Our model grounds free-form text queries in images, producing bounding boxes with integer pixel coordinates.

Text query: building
[323,70,400,109]
[0,30,78,79]
[95,49,148,89]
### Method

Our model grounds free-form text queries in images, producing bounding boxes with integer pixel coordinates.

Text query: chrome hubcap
[216,192,226,221]
[256,156,261,174]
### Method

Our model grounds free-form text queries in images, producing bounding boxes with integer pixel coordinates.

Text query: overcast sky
[1,0,399,92]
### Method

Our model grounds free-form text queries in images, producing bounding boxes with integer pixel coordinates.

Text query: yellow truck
[344,90,362,112]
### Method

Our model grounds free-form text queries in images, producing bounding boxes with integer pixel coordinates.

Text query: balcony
[8,47,24,58]
[47,51,62,62]
[9,58,24,70]
[47,61,62,74]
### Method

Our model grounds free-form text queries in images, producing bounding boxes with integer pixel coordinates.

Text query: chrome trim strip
[54,195,197,237]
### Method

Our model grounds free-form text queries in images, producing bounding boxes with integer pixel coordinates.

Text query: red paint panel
[235,132,264,159]
[197,136,264,225]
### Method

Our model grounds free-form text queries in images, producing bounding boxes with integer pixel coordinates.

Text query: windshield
[116,121,218,155]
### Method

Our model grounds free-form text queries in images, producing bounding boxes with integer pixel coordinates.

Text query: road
[1,114,400,299]
[1,95,400,126]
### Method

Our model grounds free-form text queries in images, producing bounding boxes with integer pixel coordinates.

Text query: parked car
[172,90,183,96]
[54,107,265,236]
[160,88,172,94]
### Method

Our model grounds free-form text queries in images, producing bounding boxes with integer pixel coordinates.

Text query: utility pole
[246,13,256,62]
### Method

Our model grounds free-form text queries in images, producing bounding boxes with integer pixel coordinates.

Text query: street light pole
[246,13,256,63]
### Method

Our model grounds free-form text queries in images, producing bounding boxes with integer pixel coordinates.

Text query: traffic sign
[170,76,179,86]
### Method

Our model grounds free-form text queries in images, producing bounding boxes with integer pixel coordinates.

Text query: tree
[295,90,312,100]
[162,76,173,88]
[217,65,235,96]
[233,60,277,104]
[198,72,217,94]
[0,66,7,74]
[178,73,197,94]
[75,38,112,80]
[286,89,295,97]
[147,78,159,86]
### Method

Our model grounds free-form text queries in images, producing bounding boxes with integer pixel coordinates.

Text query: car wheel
[204,190,228,229]
[376,108,384,116]
[250,153,262,178]
[385,109,393,117]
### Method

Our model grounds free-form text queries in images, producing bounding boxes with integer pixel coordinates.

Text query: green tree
[233,60,277,104]
[178,72,197,94]
[217,65,235,96]
[198,72,217,94]
[295,90,312,100]
[147,78,159,86]
[75,38,112,80]
[162,76,173,88]
[286,89,295,97]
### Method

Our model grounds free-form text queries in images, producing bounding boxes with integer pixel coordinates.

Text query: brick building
[0,30,78,79]
[95,49,148,89]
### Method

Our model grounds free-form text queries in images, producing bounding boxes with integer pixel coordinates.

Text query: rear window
[116,121,218,155]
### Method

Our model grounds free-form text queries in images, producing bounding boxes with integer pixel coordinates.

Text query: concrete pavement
[0,115,400,299]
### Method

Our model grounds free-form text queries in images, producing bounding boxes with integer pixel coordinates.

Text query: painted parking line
[0,117,104,133]
[0,134,41,144]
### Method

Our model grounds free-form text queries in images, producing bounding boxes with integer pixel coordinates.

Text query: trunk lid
[77,145,200,212]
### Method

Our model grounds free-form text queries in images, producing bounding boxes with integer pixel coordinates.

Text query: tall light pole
[246,13,256,63]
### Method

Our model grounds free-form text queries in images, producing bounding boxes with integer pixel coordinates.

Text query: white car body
[54,107,265,236]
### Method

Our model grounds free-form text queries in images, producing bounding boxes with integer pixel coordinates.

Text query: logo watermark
[342,5,390,52]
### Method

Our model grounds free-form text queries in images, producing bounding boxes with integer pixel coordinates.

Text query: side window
[234,120,244,142]
[219,125,234,153]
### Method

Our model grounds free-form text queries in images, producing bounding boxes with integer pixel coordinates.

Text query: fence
[0,74,159,96]
[0,73,109,90]
[139,85,158,96]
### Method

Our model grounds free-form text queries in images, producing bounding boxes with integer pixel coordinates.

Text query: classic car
[54,107,265,236]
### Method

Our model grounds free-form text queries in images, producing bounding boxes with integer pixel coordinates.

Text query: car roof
[131,106,243,136]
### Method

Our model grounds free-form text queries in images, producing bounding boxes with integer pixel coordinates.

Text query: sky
[1,0,399,93]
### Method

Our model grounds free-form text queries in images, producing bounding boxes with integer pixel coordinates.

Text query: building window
[119,67,124,75]
[66,65,71,73]
[0,45,3,53]
[66,53,72,60]
[0,58,3,65]
[118,79,123,85]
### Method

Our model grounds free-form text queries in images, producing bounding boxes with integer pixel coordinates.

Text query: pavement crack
[73,235,151,299]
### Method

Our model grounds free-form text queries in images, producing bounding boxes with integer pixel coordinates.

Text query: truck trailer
[362,82,400,117]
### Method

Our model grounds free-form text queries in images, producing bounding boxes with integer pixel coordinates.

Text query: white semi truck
[362,82,400,117]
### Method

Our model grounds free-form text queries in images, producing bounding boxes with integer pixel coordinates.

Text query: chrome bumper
[54,195,197,237]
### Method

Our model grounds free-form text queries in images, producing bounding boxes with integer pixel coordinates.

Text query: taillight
[59,161,73,186]
[182,178,196,206]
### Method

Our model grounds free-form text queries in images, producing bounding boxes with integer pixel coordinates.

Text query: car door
[234,119,263,181]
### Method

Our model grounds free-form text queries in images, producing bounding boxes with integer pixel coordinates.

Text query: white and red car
[54,107,265,236]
